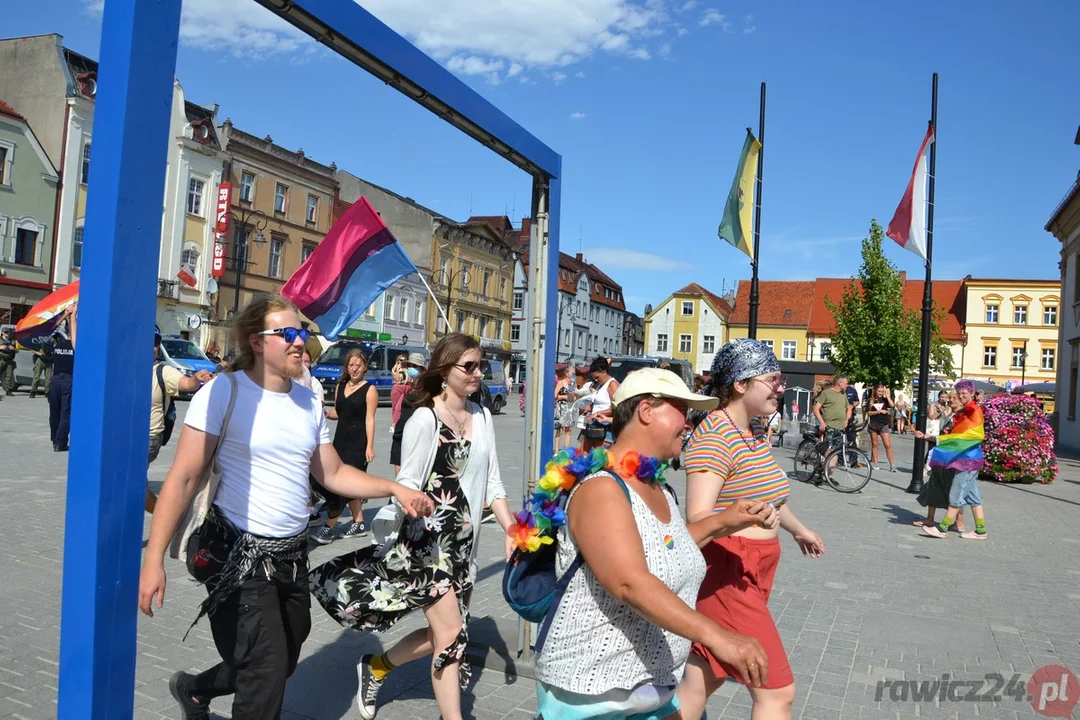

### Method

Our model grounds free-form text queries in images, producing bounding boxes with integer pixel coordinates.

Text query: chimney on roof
[576,252,583,262]
[899,271,907,282]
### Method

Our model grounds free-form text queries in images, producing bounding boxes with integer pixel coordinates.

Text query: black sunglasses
[258,327,311,344]
[455,361,482,374]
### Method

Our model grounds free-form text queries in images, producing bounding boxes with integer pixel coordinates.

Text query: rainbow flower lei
[508,448,670,553]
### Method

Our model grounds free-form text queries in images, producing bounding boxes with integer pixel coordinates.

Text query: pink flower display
[981,394,1058,484]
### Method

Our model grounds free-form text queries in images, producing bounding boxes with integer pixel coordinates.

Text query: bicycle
[792,426,873,493]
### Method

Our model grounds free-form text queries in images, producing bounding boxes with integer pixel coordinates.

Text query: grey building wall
[0,35,72,166]
[335,170,440,271]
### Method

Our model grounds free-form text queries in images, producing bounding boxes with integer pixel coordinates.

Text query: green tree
[824,219,955,389]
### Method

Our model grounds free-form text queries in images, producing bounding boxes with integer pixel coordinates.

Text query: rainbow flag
[929,403,985,472]
[14,280,79,349]
[282,197,417,340]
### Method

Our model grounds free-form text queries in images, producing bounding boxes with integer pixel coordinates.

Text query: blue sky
[6,0,1079,315]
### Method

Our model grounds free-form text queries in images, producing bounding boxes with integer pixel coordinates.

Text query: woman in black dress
[312,348,378,544]
[310,334,516,720]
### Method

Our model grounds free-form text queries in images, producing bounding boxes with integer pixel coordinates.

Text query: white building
[644,283,733,374]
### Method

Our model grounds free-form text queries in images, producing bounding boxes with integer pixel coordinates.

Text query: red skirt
[691,535,794,690]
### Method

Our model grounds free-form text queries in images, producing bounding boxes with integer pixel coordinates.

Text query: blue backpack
[501,469,631,654]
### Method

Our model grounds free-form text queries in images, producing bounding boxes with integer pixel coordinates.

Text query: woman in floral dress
[310,333,515,720]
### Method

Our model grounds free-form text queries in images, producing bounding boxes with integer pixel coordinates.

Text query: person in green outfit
[0,327,16,397]
[30,337,53,398]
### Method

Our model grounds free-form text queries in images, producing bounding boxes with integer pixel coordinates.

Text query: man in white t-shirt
[138,294,433,720]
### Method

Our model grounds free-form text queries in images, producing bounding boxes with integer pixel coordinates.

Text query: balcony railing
[157,279,179,300]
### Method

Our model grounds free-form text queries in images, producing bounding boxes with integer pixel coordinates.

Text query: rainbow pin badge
[663,535,675,550]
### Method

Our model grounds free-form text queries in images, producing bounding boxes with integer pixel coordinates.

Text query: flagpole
[907,73,938,494]
[415,270,452,331]
[748,81,765,339]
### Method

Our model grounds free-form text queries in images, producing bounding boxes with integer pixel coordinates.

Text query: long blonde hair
[229,293,299,372]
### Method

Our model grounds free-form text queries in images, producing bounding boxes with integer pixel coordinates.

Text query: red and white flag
[886,123,935,261]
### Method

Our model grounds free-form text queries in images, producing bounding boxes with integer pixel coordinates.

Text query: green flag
[718,128,761,260]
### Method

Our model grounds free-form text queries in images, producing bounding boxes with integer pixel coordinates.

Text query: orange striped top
[684,411,791,511]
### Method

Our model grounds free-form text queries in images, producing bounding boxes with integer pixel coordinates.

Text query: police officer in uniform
[48,306,76,451]
[30,337,53,398]
[0,327,16,397]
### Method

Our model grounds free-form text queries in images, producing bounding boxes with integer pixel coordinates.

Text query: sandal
[913,519,932,527]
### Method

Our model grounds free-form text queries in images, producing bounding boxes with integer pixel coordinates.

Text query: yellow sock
[370,653,394,680]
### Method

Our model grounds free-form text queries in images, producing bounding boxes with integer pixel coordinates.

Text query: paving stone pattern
[1,394,1079,719]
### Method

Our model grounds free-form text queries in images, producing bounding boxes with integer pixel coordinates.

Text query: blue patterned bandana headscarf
[710,338,781,387]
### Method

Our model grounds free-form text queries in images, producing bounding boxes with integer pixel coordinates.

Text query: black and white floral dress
[309,422,476,686]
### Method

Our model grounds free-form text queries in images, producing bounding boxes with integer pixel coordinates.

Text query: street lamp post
[433,267,471,335]
[557,295,580,363]
[1021,339,1028,387]
[219,207,270,315]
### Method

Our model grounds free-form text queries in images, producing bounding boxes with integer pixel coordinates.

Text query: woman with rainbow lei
[515,368,780,720]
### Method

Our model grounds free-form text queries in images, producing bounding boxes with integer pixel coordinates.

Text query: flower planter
[981,394,1058,484]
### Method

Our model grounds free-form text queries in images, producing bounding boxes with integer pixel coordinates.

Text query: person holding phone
[865,384,897,472]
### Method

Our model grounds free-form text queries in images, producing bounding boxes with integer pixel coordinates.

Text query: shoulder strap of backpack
[155,363,168,416]
[534,470,631,656]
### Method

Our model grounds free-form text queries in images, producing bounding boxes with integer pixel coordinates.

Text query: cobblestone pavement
[2,393,1079,719]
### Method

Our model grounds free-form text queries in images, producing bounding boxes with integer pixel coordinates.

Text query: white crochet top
[533,473,707,694]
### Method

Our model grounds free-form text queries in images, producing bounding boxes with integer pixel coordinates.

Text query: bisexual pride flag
[14,280,79,348]
[282,197,417,340]
[928,403,985,472]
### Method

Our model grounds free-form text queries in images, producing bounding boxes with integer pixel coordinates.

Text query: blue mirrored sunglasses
[259,327,311,344]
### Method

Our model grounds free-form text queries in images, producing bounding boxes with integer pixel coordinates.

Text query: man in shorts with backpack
[147,328,212,513]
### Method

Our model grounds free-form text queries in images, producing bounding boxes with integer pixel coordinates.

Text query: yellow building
[428,219,516,357]
[1046,137,1079,450]
[643,283,732,373]
[961,277,1061,388]
[726,281,816,362]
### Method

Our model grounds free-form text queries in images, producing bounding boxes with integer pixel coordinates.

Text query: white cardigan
[396,401,506,578]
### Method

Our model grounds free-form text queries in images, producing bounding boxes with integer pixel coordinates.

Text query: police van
[311,341,429,405]
[157,335,221,399]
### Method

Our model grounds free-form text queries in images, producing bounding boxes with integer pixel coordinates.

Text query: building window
[1043,348,1056,371]
[399,296,409,323]
[240,171,255,202]
[363,302,376,319]
[820,342,833,360]
[681,301,694,315]
[1014,305,1027,325]
[985,304,998,323]
[500,277,507,298]
[511,324,521,342]
[306,194,318,224]
[385,293,395,321]
[186,177,205,216]
[513,292,523,311]
[482,270,492,296]
[14,228,38,266]
[703,335,715,354]
[456,311,465,332]
[81,143,91,184]
[73,225,84,269]
[414,300,424,325]
[0,146,8,185]
[1044,306,1058,326]
[782,340,797,360]
[656,334,669,353]
[679,334,692,353]
[301,243,316,263]
[232,228,249,271]
[603,339,609,354]
[268,237,284,278]
[274,183,287,213]
[181,247,200,277]
[460,265,470,289]
[478,316,488,337]
[1012,347,1025,369]
[983,346,997,367]
[762,339,774,353]
[564,329,571,347]
[495,319,503,338]
[1071,342,1079,420]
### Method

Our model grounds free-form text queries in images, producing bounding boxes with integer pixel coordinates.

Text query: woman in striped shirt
[676,338,826,720]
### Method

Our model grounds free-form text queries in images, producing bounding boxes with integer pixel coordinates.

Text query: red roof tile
[0,98,25,122]
[728,281,817,327]
[806,277,966,341]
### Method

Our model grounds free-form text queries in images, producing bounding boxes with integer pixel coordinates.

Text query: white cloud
[508,62,524,77]
[447,55,505,75]
[569,112,587,120]
[575,71,587,78]
[584,249,693,272]
[743,14,757,33]
[677,0,699,11]
[699,9,725,27]
[658,42,672,57]
[676,25,690,36]
[553,71,568,84]
[84,0,104,13]
[85,0,706,68]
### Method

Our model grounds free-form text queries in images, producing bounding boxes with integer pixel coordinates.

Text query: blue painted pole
[539,171,562,467]
[56,0,182,716]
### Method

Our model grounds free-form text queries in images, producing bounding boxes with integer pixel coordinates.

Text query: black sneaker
[342,521,368,538]
[168,671,209,720]
[357,654,385,719]
[311,524,335,545]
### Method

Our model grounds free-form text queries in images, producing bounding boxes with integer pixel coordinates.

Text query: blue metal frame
[58,0,560,715]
